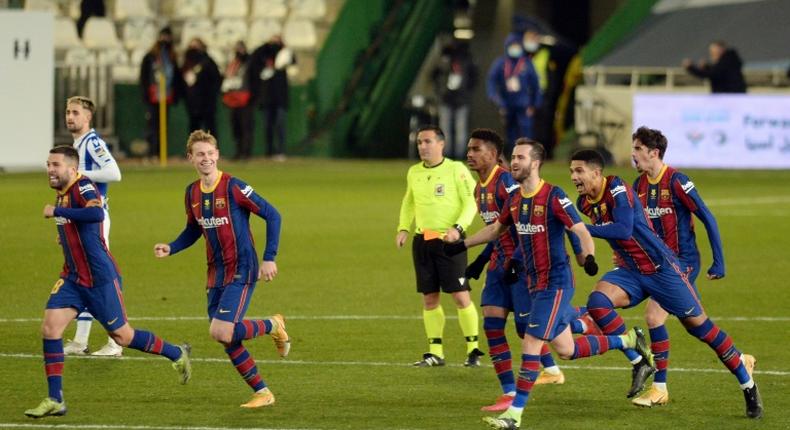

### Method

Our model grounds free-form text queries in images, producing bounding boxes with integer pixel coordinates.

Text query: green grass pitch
[0,158,788,429]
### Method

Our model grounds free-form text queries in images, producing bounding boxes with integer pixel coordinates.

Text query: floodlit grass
[1,158,788,429]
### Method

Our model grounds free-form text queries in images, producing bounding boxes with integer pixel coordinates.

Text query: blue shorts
[681,261,701,285]
[525,287,576,341]
[46,278,127,331]
[480,266,532,326]
[207,281,256,323]
[601,256,703,318]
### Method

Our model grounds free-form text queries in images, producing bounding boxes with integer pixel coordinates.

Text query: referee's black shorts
[412,234,470,294]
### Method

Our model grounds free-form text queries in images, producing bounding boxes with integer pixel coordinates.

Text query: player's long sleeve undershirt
[54,206,105,222]
[585,202,634,240]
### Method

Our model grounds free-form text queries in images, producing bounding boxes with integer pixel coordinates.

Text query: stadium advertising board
[0,11,53,171]
[633,94,790,169]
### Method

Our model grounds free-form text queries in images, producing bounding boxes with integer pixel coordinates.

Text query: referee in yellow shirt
[396,125,483,367]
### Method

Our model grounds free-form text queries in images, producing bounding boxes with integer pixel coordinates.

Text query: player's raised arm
[585,183,635,240]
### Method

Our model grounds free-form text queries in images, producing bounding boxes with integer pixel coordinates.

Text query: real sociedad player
[63,95,124,357]
[26,146,190,419]
[569,149,762,419]
[154,130,290,409]
[629,126,755,407]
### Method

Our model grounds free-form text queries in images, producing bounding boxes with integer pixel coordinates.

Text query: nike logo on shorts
[218,309,231,314]
[107,317,118,325]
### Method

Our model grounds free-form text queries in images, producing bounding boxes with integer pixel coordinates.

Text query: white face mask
[507,46,523,58]
[524,41,539,53]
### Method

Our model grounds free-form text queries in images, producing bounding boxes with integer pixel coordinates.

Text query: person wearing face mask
[430,39,478,159]
[182,38,222,138]
[139,27,184,160]
[486,33,541,159]
[222,41,255,160]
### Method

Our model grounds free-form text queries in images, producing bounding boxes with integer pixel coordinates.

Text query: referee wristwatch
[452,224,465,238]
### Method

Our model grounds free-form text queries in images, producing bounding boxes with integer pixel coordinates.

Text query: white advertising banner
[0,11,54,171]
[633,94,790,169]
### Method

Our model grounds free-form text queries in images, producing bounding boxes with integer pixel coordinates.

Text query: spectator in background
[486,34,541,158]
[183,38,222,137]
[223,41,255,160]
[76,0,105,38]
[249,35,295,161]
[140,27,182,160]
[430,39,478,159]
[683,41,747,93]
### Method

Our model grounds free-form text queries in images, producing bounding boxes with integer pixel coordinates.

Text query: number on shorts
[50,279,64,295]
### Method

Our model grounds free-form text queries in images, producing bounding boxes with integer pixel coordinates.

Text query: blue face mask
[507,45,523,58]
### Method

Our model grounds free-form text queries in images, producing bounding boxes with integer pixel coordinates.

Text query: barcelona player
[447,139,653,430]
[569,149,762,418]
[63,95,125,357]
[154,130,289,408]
[26,146,190,419]
[629,126,754,406]
[466,131,600,413]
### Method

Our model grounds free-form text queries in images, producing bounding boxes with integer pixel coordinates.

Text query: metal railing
[583,66,790,89]
[53,64,116,145]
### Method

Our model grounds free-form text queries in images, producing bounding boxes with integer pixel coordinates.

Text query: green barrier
[581,0,660,65]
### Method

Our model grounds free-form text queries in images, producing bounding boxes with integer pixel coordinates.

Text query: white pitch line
[0,424,317,430]
[0,315,787,323]
[1,352,788,377]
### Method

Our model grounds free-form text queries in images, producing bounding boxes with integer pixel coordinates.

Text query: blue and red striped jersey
[475,166,520,269]
[54,175,119,287]
[633,165,725,276]
[497,180,581,292]
[576,175,676,275]
[168,172,281,288]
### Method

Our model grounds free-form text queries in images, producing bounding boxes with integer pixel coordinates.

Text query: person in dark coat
[222,41,255,159]
[248,35,295,160]
[182,37,222,137]
[430,39,477,159]
[683,41,746,93]
[139,27,183,159]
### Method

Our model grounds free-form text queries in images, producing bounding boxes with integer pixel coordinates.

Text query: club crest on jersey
[661,189,671,200]
[60,195,70,207]
[435,184,445,196]
[203,199,211,210]
[215,198,226,209]
[533,205,544,216]
[486,193,494,204]
[650,188,657,198]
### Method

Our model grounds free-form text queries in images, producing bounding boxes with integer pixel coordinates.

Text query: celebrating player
[446,139,653,430]
[26,146,190,419]
[629,126,754,406]
[569,149,762,418]
[63,95,124,357]
[154,130,289,408]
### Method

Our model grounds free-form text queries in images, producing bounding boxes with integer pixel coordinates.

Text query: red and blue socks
[687,318,751,386]
[649,325,670,383]
[128,329,182,361]
[587,291,642,363]
[232,319,274,343]
[511,354,541,408]
[43,339,64,402]
[484,316,515,393]
[226,343,267,392]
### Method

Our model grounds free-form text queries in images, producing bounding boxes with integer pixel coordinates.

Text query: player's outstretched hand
[465,254,488,280]
[443,241,467,257]
[583,255,598,276]
[706,266,725,280]
[259,260,278,282]
[504,260,523,285]
[43,204,56,218]
[154,243,171,258]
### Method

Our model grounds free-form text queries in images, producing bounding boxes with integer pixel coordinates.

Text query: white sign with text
[633,94,790,169]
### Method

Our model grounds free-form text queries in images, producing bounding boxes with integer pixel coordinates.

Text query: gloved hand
[465,254,488,280]
[443,241,467,257]
[583,255,598,276]
[504,260,523,285]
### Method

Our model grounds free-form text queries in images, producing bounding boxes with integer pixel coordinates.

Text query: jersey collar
[479,165,500,187]
[647,164,668,185]
[73,128,95,147]
[58,173,82,196]
[200,170,223,193]
[586,177,607,204]
[520,179,544,198]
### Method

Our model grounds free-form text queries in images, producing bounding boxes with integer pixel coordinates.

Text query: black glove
[465,254,488,280]
[504,260,523,285]
[583,254,598,276]
[443,240,467,257]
